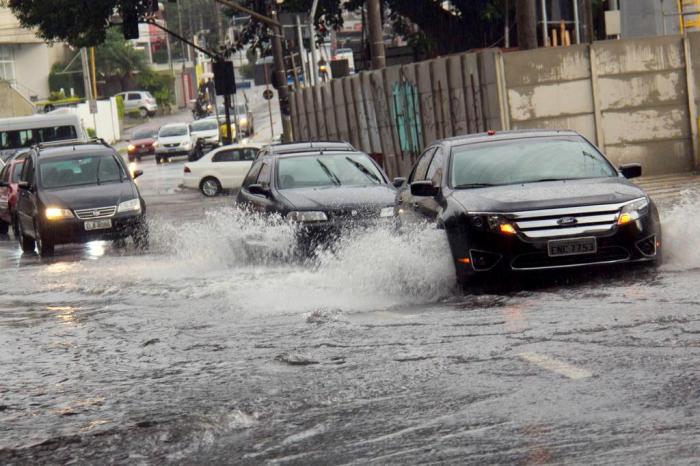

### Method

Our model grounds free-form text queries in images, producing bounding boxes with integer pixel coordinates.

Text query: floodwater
[1,191,699,464]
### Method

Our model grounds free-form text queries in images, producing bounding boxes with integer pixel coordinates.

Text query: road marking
[518,352,592,380]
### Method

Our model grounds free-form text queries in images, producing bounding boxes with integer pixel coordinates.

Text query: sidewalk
[635,172,700,204]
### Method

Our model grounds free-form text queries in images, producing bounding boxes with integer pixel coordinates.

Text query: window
[11,161,24,183]
[409,147,437,183]
[0,125,77,150]
[242,161,263,187]
[0,45,16,83]
[128,93,141,101]
[212,150,240,162]
[257,163,271,185]
[21,156,34,184]
[0,165,8,183]
[241,148,258,161]
[425,147,445,185]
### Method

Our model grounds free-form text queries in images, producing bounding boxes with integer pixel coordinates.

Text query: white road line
[518,352,592,380]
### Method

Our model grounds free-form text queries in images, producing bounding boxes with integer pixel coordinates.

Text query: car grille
[327,208,376,221]
[511,202,628,239]
[511,246,630,270]
[164,143,180,148]
[74,206,117,220]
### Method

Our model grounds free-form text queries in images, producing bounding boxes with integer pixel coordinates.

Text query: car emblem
[93,210,100,217]
[351,210,358,216]
[557,216,578,226]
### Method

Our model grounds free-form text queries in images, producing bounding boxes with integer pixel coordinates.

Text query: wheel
[156,155,162,165]
[200,177,221,197]
[11,213,19,239]
[34,221,54,256]
[0,219,8,237]
[17,219,35,253]
[132,222,149,251]
[147,111,156,117]
[139,107,148,118]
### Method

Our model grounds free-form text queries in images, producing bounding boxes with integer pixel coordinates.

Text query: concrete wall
[13,43,68,100]
[0,81,34,117]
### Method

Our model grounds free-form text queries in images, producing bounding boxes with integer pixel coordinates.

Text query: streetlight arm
[212,0,282,29]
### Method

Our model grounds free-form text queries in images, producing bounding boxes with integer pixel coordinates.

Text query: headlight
[379,207,395,218]
[469,214,517,236]
[45,207,74,220]
[127,144,135,152]
[286,211,328,223]
[182,140,191,148]
[238,117,248,125]
[617,198,649,225]
[153,141,159,147]
[118,198,142,213]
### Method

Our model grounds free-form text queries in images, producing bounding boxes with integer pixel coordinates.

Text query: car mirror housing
[410,180,439,197]
[17,181,30,190]
[248,184,270,196]
[133,169,144,179]
[619,163,642,179]
[392,177,406,188]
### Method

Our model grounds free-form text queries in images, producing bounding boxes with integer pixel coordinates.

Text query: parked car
[116,91,158,118]
[0,113,87,162]
[236,147,396,250]
[183,144,261,197]
[395,129,662,286]
[190,118,221,145]
[0,150,28,237]
[127,128,158,162]
[155,123,196,164]
[15,139,148,256]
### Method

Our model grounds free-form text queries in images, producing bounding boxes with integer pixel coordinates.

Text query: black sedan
[236,149,397,250]
[396,130,662,285]
[15,140,148,256]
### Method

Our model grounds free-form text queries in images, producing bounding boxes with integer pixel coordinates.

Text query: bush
[137,68,175,107]
[48,62,84,98]
[86,128,96,138]
[49,90,66,101]
[115,95,125,120]
[126,109,142,119]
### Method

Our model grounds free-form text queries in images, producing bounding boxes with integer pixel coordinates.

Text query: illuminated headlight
[379,207,395,218]
[45,207,74,220]
[118,198,142,213]
[468,214,517,236]
[153,141,159,147]
[618,198,649,225]
[238,117,248,126]
[286,211,328,223]
[127,144,135,152]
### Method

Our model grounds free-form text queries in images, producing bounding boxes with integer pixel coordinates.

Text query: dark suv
[15,139,148,256]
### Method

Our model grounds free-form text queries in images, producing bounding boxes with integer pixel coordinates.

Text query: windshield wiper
[454,183,496,189]
[344,157,381,184]
[316,159,341,186]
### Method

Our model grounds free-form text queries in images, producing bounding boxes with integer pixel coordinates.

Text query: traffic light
[122,10,139,40]
[213,61,236,96]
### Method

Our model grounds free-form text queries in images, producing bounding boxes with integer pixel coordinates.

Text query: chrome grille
[74,206,117,220]
[511,201,630,239]
[164,143,180,148]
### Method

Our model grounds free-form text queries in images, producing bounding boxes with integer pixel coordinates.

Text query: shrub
[48,90,66,101]
[115,95,125,120]
[137,68,175,107]
[86,128,96,138]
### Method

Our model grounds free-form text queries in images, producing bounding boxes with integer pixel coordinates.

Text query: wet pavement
[2,146,700,464]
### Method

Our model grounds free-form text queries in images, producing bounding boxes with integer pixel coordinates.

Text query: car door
[16,153,38,236]
[0,164,10,218]
[126,93,141,111]
[211,149,237,188]
[397,147,436,223]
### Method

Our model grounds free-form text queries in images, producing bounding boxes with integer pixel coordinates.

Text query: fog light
[469,249,502,271]
[636,235,657,257]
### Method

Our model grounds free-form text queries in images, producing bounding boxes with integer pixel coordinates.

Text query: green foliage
[48,90,66,101]
[94,28,146,87]
[86,127,97,138]
[126,109,142,119]
[136,68,174,107]
[115,95,125,120]
[48,62,84,98]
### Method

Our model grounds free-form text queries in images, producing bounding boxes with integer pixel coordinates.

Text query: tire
[0,219,8,236]
[156,155,162,165]
[139,107,148,118]
[17,219,35,253]
[200,177,221,197]
[34,221,54,257]
[11,213,19,239]
[133,222,149,251]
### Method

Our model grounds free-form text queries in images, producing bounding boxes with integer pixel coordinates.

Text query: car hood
[130,138,155,146]
[158,135,189,144]
[40,182,139,210]
[450,178,647,213]
[280,185,396,210]
[192,129,219,139]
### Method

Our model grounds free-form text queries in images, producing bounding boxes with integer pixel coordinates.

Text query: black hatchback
[15,140,148,256]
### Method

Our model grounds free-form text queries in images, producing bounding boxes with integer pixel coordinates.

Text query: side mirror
[410,180,439,197]
[392,177,406,188]
[248,183,270,197]
[133,169,144,179]
[619,163,642,179]
[0,181,7,188]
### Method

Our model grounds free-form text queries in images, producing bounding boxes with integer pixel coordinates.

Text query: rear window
[159,126,187,137]
[0,125,77,150]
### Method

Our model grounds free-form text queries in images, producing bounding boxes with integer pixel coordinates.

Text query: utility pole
[269,2,292,142]
[296,15,309,87]
[584,0,595,43]
[516,0,538,50]
[367,0,385,69]
[308,0,320,86]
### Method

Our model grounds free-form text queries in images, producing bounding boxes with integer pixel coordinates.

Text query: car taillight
[184,166,191,173]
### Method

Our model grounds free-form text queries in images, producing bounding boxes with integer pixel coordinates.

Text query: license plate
[168,147,178,152]
[84,219,112,231]
[548,237,597,257]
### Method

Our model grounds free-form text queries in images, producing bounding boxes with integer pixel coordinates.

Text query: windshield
[159,126,187,137]
[132,129,156,139]
[39,155,123,189]
[191,120,219,132]
[277,153,385,189]
[450,137,617,188]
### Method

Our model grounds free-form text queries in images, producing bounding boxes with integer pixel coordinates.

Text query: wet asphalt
[1,153,699,465]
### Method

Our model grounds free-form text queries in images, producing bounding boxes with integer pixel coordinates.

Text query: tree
[516,0,537,50]
[94,28,146,90]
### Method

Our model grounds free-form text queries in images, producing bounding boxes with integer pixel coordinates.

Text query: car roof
[211,143,262,153]
[36,144,115,160]
[261,150,370,161]
[436,129,581,148]
[160,122,189,129]
[262,141,355,156]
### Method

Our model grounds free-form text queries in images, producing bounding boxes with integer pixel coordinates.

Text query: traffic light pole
[268,4,293,143]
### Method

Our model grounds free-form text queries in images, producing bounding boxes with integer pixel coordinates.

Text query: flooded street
[1,158,700,465]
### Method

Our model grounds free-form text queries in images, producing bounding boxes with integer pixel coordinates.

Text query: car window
[0,126,77,150]
[0,165,8,182]
[241,148,258,161]
[409,147,436,183]
[212,150,241,162]
[257,162,271,185]
[425,146,445,185]
[128,93,141,100]
[243,161,263,187]
[11,161,24,183]
[21,156,34,184]
[191,120,219,132]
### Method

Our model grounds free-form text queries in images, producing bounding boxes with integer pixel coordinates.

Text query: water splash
[660,189,700,270]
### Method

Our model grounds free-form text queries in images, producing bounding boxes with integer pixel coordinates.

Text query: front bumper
[40,213,146,245]
[156,148,191,157]
[447,213,661,279]
[295,216,392,250]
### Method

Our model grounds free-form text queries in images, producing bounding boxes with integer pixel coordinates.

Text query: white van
[0,113,87,162]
